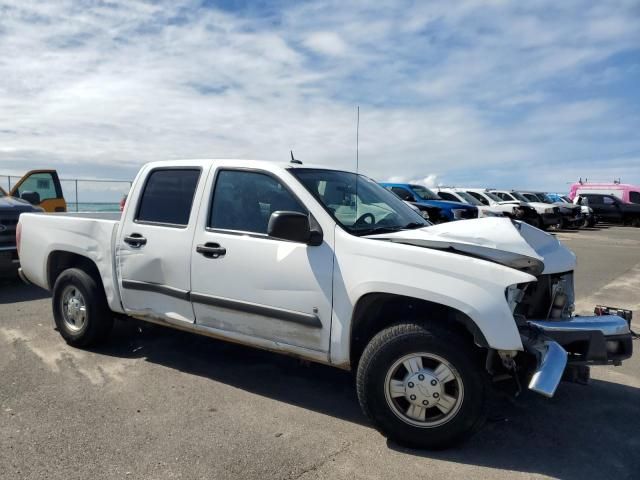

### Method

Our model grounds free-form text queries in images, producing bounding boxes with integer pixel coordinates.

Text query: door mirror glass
[268,211,321,245]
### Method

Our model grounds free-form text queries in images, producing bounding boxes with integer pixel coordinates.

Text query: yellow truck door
[9,170,67,213]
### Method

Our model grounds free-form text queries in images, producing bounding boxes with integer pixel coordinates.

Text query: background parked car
[456,188,539,224]
[489,189,561,230]
[0,185,43,278]
[520,191,582,229]
[380,183,478,223]
[547,192,597,227]
[575,194,640,227]
[434,188,504,218]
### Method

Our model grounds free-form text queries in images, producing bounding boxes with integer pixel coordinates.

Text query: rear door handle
[196,243,226,259]
[124,234,147,248]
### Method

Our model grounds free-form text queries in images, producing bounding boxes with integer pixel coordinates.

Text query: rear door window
[390,187,414,201]
[437,192,457,201]
[136,169,200,226]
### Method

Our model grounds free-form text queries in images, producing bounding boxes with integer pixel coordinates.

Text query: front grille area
[462,209,478,219]
[0,213,19,250]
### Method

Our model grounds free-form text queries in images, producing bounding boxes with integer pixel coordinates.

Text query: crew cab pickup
[490,189,561,230]
[17,160,633,448]
[380,183,478,223]
[575,194,640,227]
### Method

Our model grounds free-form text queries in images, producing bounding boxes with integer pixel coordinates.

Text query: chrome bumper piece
[528,340,567,397]
[524,314,632,397]
[17,267,31,285]
[527,315,630,336]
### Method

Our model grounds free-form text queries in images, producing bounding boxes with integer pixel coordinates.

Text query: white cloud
[0,0,638,196]
[387,175,441,188]
[304,31,348,56]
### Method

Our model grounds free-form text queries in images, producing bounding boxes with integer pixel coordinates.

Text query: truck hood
[0,195,42,213]
[496,200,528,207]
[416,199,476,210]
[366,217,575,275]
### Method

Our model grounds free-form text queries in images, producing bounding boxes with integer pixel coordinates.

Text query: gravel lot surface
[1,225,639,480]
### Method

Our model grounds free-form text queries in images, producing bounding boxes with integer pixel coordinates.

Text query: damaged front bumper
[541,212,562,226]
[521,314,633,397]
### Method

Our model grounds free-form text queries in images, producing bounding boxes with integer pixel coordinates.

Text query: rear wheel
[631,217,640,228]
[356,322,487,449]
[52,268,113,347]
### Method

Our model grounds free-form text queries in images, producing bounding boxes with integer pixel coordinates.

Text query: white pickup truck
[17,159,633,448]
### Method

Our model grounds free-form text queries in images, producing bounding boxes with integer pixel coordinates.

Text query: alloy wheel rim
[384,352,464,428]
[61,285,87,332]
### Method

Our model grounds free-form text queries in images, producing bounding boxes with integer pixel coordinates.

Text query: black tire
[588,217,597,228]
[529,216,542,229]
[52,268,113,347]
[356,322,487,449]
[631,217,640,228]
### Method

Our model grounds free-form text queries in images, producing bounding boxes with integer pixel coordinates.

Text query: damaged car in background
[16,159,633,449]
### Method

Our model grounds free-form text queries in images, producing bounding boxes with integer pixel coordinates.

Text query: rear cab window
[630,191,640,204]
[136,169,201,226]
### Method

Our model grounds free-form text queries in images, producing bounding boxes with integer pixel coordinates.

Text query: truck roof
[142,159,355,177]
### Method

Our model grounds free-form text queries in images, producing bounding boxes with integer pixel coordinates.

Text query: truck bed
[18,212,124,313]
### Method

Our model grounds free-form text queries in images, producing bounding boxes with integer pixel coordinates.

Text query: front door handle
[197,243,226,259]
[124,234,147,248]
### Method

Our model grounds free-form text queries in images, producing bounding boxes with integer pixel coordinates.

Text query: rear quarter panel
[18,213,123,313]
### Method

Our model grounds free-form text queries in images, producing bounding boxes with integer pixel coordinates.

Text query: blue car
[380,183,478,223]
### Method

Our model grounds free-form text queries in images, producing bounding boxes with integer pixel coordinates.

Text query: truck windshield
[410,185,440,200]
[537,193,554,204]
[483,191,503,202]
[290,168,429,236]
[455,191,482,205]
[511,192,529,202]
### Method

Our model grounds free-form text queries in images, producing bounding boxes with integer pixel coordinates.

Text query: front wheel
[52,268,113,347]
[356,322,487,449]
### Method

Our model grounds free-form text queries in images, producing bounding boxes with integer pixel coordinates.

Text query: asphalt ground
[1,225,639,480]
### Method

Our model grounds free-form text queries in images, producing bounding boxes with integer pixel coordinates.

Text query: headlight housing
[482,210,502,217]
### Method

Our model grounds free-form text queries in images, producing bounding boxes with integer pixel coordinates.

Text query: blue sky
[0,0,639,201]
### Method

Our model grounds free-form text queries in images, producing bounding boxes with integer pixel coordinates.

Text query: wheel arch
[47,250,104,293]
[349,292,489,370]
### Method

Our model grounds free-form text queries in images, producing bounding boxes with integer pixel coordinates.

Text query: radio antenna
[355,106,360,223]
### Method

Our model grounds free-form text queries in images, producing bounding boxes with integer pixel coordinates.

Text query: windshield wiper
[355,226,404,236]
[357,222,427,236]
[402,222,426,229]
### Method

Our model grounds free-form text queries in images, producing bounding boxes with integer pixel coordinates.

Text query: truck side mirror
[21,191,41,205]
[268,211,323,246]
